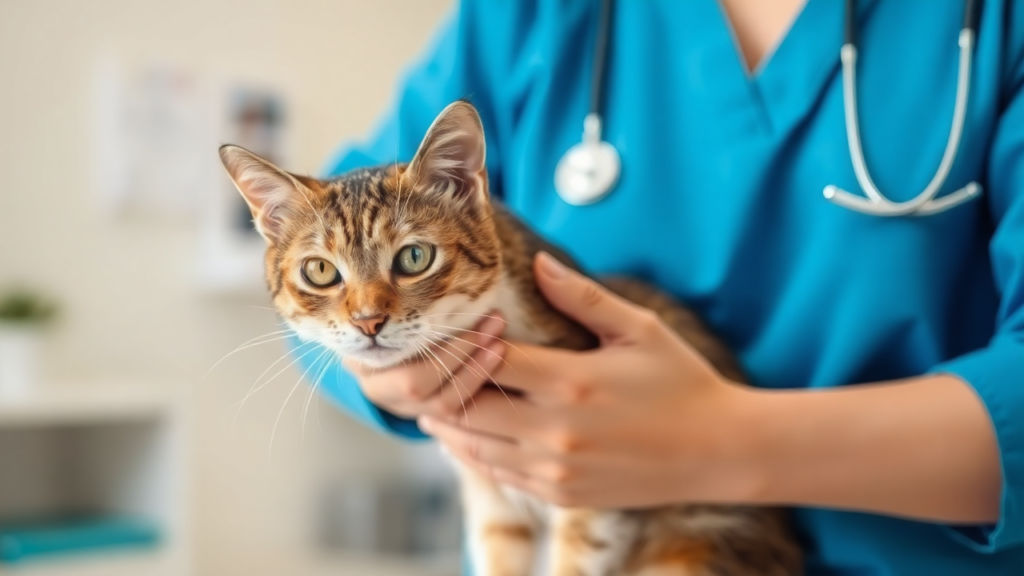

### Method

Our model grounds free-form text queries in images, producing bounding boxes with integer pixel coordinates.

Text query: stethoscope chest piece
[555,113,621,206]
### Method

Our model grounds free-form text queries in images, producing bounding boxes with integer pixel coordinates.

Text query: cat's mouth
[362,341,396,352]
[345,340,410,368]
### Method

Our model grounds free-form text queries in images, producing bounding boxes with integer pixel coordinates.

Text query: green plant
[0,289,58,324]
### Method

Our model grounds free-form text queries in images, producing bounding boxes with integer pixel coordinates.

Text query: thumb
[533,251,641,342]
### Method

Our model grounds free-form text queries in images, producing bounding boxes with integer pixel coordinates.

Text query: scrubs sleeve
[929,32,1024,552]
[297,0,540,439]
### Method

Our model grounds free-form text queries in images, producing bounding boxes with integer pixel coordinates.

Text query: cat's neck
[488,202,597,351]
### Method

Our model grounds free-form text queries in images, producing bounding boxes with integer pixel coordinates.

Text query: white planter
[0,323,44,397]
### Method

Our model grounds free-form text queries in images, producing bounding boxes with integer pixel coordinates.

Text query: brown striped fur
[219,101,801,575]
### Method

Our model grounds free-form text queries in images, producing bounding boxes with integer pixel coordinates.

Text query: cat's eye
[394,243,435,276]
[301,258,342,288]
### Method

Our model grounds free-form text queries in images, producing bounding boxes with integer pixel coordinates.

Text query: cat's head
[219,101,502,368]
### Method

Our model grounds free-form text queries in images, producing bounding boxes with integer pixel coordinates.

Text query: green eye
[301,258,342,288]
[395,243,435,276]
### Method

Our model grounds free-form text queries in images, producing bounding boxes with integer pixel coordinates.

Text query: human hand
[344,314,507,420]
[418,252,759,508]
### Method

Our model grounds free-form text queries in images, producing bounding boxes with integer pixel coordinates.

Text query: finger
[431,340,507,417]
[423,313,506,380]
[488,342,582,396]
[419,416,532,472]
[534,251,642,342]
[382,314,506,403]
[442,388,546,442]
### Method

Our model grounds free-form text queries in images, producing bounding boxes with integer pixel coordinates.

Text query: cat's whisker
[230,341,322,429]
[316,363,337,435]
[301,346,336,445]
[421,331,519,418]
[412,340,470,426]
[414,337,473,428]
[199,327,300,384]
[425,333,488,381]
[422,331,516,409]
[429,323,538,370]
[425,329,519,376]
[428,338,489,389]
[422,336,505,425]
[269,346,332,458]
[412,339,456,389]
[411,344,435,378]
[412,341,445,387]
[417,312,507,323]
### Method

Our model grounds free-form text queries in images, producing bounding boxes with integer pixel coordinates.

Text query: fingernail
[478,313,506,336]
[418,417,434,433]
[536,251,567,279]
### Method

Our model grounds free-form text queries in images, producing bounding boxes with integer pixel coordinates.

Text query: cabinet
[0,384,188,575]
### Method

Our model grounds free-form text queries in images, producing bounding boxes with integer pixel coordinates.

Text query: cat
[219,100,802,576]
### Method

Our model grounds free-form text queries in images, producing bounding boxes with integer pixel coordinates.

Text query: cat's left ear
[406,100,488,209]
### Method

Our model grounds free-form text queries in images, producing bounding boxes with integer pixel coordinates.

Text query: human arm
[419,253,1002,525]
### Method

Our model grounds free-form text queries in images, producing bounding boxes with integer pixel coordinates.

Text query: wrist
[667,379,770,504]
[720,381,782,502]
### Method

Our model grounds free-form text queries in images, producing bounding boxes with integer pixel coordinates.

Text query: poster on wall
[93,58,213,220]
[200,84,290,293]
[92,57,291,293]
[224,89,287,239]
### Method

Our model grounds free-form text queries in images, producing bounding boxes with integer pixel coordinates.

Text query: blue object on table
[0,516,160,564]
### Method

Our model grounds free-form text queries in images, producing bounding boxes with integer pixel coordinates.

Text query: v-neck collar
[708,0,883,136]
[715,0,807,79]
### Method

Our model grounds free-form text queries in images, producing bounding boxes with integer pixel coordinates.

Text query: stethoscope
[554,0,984,216]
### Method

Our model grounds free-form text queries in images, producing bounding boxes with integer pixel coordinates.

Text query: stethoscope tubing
[555,0,985,217]
[824,0,983,216]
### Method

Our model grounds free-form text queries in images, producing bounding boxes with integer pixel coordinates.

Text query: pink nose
[351,315,388,336]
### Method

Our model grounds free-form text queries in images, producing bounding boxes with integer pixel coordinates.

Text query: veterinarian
[304,0,1024,573]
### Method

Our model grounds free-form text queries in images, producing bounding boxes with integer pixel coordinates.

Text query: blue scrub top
[304,0,1024,573]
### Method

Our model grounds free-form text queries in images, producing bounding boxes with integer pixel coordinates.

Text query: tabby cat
[219,101,801,576]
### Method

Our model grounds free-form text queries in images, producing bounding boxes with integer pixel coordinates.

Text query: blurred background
[0,1,458,575]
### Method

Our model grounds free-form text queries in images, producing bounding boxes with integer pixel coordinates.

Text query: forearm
[736,374,1002,523]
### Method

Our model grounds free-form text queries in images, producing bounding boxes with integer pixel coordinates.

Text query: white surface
[0,327,43,399]
[0,383,176,428]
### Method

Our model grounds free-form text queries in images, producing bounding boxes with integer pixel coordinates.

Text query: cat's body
[461,201,799,576]
[219,101,801,575]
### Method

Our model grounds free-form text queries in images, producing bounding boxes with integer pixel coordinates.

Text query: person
[303,0,1024,573]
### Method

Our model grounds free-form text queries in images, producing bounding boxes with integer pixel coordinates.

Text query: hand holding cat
[344,315,508,420]
[419,252,762,508]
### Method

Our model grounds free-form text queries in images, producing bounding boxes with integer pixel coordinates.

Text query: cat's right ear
[406,100,488,211]
[219,145,301,244]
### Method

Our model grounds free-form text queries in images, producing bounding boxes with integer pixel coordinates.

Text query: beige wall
[0,1,453,574]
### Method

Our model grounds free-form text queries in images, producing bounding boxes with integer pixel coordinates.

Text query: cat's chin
[341,345,416,370]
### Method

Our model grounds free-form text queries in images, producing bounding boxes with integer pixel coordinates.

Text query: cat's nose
[351,314,389,337]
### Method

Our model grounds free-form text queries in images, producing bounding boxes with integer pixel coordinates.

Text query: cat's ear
[219,145,303,244]
[406,100,488,209]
